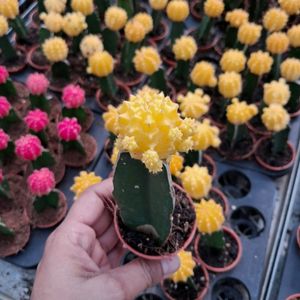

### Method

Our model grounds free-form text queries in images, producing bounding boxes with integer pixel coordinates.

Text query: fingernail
[161,255,180,277]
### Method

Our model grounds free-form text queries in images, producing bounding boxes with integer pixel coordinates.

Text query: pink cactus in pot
[0,65,17,98]
[0,96,20,130]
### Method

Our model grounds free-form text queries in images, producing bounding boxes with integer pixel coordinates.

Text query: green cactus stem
[195,15,213,43]
[32,150,55,170]
[0,219,14,236]
[39,28,51,45]
[94,0,110,18]
[271,127,290,156]
[29,94,50,113]
[121,41,140,74]
[102,28,119,56]
[113,152,174,245]
[86,12,101,34]
[0,109,20,131]
[51,61,70,81]
[30,130,48,147]
[62,140,86,156]
[227,123,248,149]
[149,68,167,94]
[224,0,243,9]
[184,150,203,167]
[175,60,190,82]
[9,16,28,41]
[289,47,300,59]
[33,190,59,212]
[286,82,300,114]
[99,74,117,97]
[201,231,225,250]
[71,34,84,54]
[118,0,134,18]
[271,54,282,80]
[188,81,198,92]
[0,178,12,200]
[62,107,87,125]
[37,0,46,14]
[0,36,18,62]
[170,22,185,45]
[0,78,17,99]
[225,27,238,49]
[0,140,14,163]
[243,72,260,103]
[151,10,163,33]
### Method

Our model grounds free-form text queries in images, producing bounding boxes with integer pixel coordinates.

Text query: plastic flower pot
[161,258,209,300]
[78,75,99,97]
[190,0,203,21]
[286,294,300,300]
[29,9,39,29]
[254,137,296,172]
[114,183,197,260]
[1,47,27,74]
[194,226,243,273]
[149,19,169,44]
[297,226,300,249]
[95,81,131,112]
[289,107,300,118]
[48,73,79,93]
[27,45,50,72]
[209,187,230,216]
[247,120,271,137]
[203,153,217,178]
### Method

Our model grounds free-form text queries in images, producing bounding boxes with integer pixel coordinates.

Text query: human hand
[31,178,180,300]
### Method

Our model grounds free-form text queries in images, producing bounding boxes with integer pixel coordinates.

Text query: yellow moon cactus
[190,61,217,88]
[218,72,242,99]
[220,49,246,73]
[178,89,210,119]
[0,16,9,37]
[0,0,19,19]
[80,34,103,58]
[133,46,161,75]
[63,12,87,37]
[263,8,288,32]
[247,51,274,76]
[44,0,66,14]
[166,0,190,22]
[42,37,68,62]
[266,32,289,54]
[204,0,225,18]
[238,22,262,46]
[124,19,146,43]
[280,58,300,82]
[115,91,197,173]
[87,51,114,77]
[288,25,300,48]
[71,171,102,199]
[262,104,290,132]
[172,36,197,61]
[105,6,128,31]
[169,251,196,283]
[133,13,153,34]
[192,119,221,151]
[103,105,119,135]
[263,78,291,106]
[227,98,258,125]
[225,9,248,28]
[40,12,63,33]
[71,0,93,16]
[180,165,212,199]
[149,0,168,10]
[136,85,159,97]
[278,0,300,15]
[195,199,225,234]
[169,154,184,177]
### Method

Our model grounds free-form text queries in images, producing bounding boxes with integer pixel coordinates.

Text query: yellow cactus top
[0,16,8,37]
[190,61,217,88]
[220,49,246,73]
[263,8,288,32]
[172,36,197,61]
[180,165,212,199]
[238,22,262,46]
[111,143,120,165]
[247,51,274,76]
[0,0,19,19]
[80,34,103,58]
[225,9,249,28]
[42,37,68,63]
[149,0,168,10]
[218,72,242,99]
[124,19,146,43]
[71,171,102,199]
[105,6,128,31]
[136,85,159,97]
[71,0,93,16]
[279,0,300,15]
[87,51,114,77]
[103,105,119,135]
[204,0,224,18]
[178,89,210,119]
[288,25,300,48]
[192,119,221,151]
[63,12,87,37]
[44,0,66,13]
[262,104,290,132]
[280,58,300,82]
[166,0,190,22]
[195,199,225,234]
[169,251,196,283]
[266,32,289,54]
[133,13,153,34]
[169,154,184,177]
[227,98,258,125]
[114,91,197,173]
[263,78,291,106]
[40,12,63,33]
[133,46,161,75]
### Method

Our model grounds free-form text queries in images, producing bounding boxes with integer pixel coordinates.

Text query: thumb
[109,256,180,300]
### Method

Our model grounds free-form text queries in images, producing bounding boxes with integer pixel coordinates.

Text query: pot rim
[297,226,300,249]
[190,0,203,21]
[26,45,50,72]
[210,186,230,216]
[149,19,169,43]
[286,293,300,300]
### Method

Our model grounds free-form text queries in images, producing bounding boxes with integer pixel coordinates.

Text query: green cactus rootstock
[113,152,175,245]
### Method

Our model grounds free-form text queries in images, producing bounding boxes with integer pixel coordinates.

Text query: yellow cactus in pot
[263,8,288,33]
[190,61,218,89]
[220,49,246,73]
[263,78,291,106]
